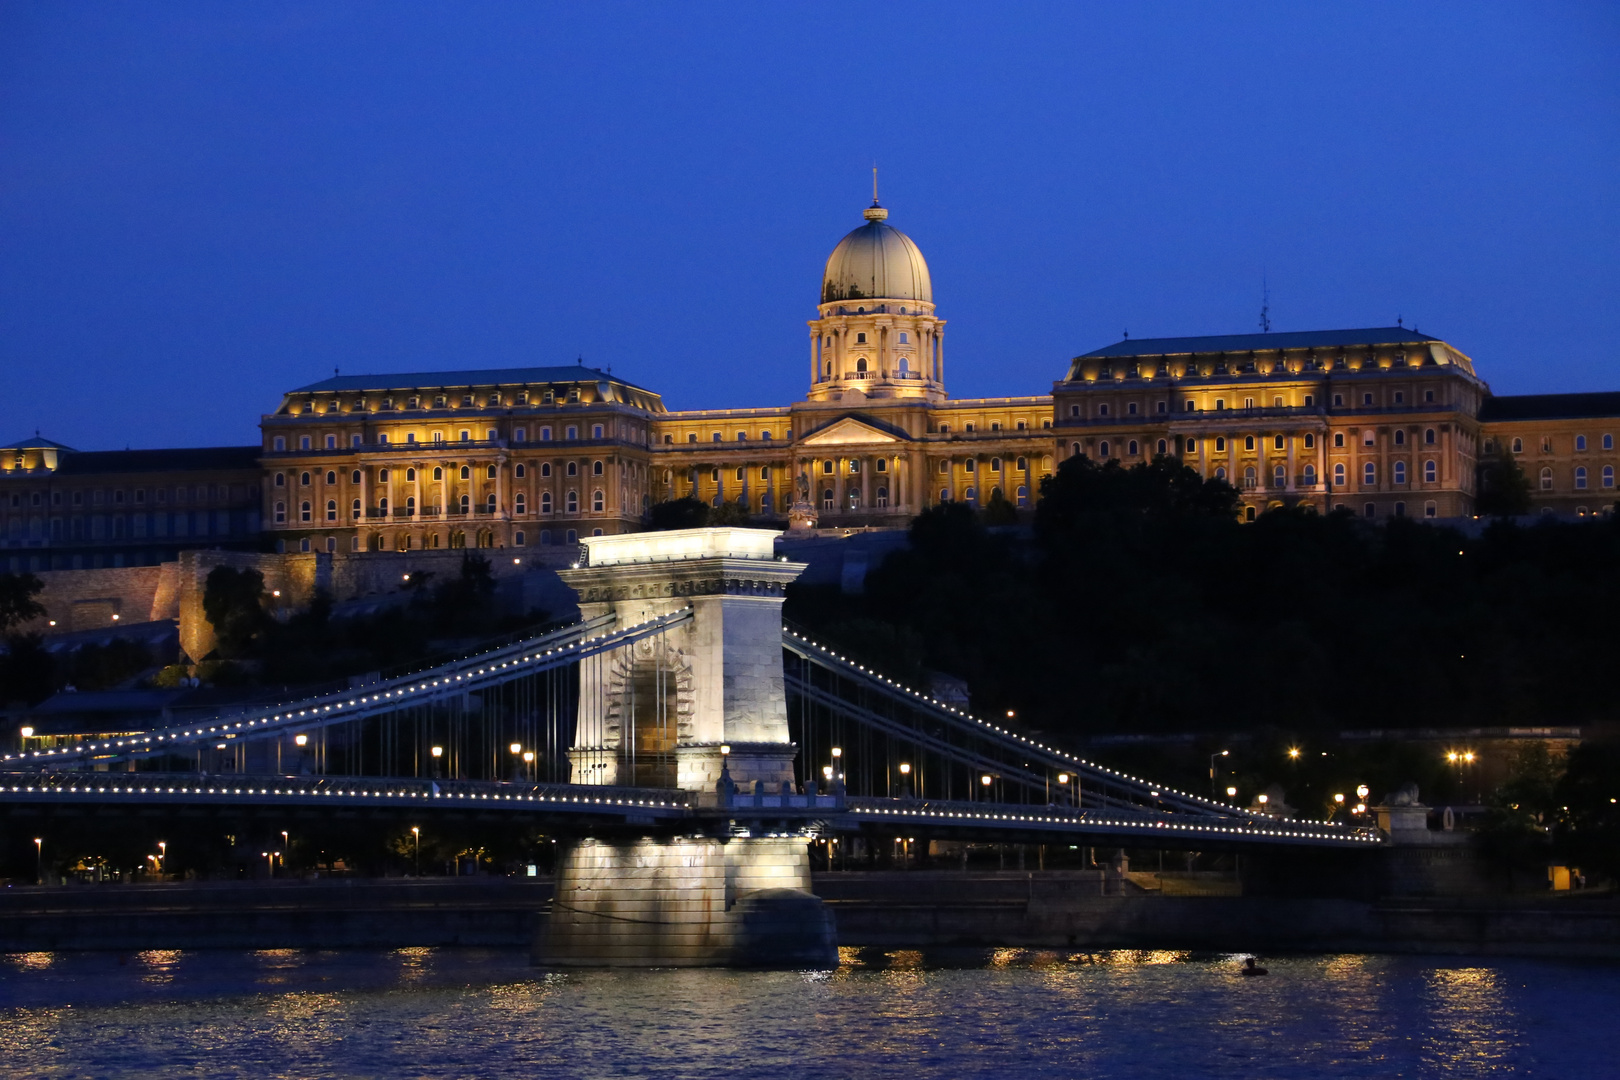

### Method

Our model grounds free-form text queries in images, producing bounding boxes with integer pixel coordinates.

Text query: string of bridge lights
[784,628,1350,833]
[850,803,1381,845]
[3,611,691,765]
[0,781,686,810]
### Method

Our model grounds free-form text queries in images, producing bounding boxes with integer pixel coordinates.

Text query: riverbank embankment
[0,873,1615,958]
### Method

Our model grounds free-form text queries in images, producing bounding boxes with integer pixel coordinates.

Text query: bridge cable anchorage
[27,608,694,767]
[781,625,1376,843]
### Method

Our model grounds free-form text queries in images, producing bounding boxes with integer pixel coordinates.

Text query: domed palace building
[8,198,1616,574]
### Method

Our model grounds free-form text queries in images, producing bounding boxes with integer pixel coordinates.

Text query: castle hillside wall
[23,565,169,633]
[22,544,581,661]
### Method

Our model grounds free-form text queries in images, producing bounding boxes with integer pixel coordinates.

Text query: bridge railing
[845,795,1383,846]
[0,771,697,813]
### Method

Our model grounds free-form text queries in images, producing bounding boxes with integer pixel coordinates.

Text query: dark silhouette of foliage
[788,457,1620,744]
[648,496,754,530]
[0,571,45,633]
[202,566,271,659]
[1476,447,1533,517]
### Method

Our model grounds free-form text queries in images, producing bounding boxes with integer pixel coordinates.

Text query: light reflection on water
[0,947,1613,1079]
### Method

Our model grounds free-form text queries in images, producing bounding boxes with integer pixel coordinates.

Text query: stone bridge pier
[535,527,837,968]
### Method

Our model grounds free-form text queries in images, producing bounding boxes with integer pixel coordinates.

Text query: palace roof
[290,365,655,396]
[1479,392,1620,421]
[55,446,262,475]
[1079,327,1442,358]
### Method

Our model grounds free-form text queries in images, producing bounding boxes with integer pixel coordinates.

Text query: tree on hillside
[0,571,45,633]
[647,496,754,530]
[202,566,270,658]
[1476,448,1532,517]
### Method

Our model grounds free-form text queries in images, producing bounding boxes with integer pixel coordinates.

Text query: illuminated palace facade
[5,199,1619,570]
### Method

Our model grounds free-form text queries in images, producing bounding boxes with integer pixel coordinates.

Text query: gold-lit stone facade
[8,199,1619,573]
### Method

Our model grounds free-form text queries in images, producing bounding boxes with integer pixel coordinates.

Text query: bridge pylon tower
[539,527,836,967]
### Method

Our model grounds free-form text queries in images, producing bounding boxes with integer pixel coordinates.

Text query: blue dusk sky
[1,2,1616,450]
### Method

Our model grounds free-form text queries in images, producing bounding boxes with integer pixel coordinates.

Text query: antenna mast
[1259,274,1271,334]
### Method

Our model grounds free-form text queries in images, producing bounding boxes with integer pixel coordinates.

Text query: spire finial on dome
[864,165,888,221]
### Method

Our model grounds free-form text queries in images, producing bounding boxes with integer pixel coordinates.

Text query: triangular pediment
[799,416,907,447]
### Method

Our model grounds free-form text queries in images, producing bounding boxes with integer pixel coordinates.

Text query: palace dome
[821,203,932,305]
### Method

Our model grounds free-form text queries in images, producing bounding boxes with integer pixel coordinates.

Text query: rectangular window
[514,428,527,442]
[351,434,363,448]
[272,436,286,452]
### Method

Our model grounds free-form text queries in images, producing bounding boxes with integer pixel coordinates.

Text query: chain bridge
[1,528,1378,964]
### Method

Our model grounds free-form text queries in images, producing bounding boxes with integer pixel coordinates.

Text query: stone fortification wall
[20,545,576,660]
[23,565,171,633]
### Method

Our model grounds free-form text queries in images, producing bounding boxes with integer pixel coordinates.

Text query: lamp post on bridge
[431,745,443,780]
[411,826,420,877]
[33,837,42,886]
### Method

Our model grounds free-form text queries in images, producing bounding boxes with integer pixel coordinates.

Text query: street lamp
[1226,786,1238,799]
[1210,750,1230,795]
[411,826,420,876]
[898,762,912,798]
[1287,747,1301,761]
[157,841,166,875]
[33,838,42,885]
[431,745,443,778]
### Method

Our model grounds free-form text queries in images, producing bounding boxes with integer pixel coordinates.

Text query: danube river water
[1,947,1615,1079]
